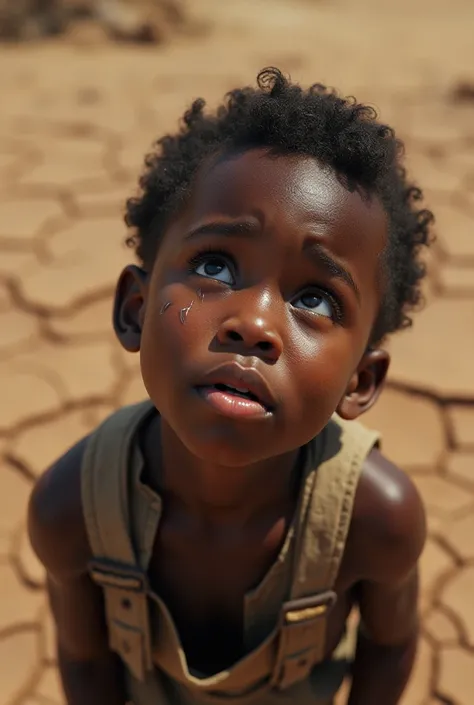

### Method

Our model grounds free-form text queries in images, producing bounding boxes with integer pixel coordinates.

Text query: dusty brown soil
[1,1,474,703]
[0,0,188,42]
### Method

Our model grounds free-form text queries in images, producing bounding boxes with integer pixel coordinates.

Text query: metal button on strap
[283,590,337,624]
[285,604,328,622]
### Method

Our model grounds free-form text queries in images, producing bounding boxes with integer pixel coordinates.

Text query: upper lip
[196,362,276,411]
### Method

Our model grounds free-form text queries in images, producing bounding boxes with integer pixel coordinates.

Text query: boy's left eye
[193,255,234,285]
[292,291,335,319]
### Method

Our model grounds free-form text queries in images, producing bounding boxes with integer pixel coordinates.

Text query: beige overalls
[81,400,379,705]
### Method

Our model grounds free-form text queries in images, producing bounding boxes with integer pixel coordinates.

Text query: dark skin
[28,150,426,705]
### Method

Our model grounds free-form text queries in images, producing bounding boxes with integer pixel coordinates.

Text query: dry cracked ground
[0,0,474,703]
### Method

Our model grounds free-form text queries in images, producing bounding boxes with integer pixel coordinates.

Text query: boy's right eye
[190,254,235,285]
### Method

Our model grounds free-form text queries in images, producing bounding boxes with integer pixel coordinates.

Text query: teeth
[215,383,253,398]
[225,385,250,395]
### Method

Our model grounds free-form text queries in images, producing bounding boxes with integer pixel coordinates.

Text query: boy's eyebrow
[184,220,260,240]
[184,221,360,302]
[303,239,361,302]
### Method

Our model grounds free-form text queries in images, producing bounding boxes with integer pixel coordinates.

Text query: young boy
[28,68,431,705]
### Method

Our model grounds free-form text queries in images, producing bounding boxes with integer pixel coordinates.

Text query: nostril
[258,341,273,352]
[227,330,244,342]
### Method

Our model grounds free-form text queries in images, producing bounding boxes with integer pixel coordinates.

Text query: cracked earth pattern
[0,0,474,703]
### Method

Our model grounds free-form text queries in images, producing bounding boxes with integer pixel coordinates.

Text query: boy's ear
[337,349,390,421]
[113,265,148,353]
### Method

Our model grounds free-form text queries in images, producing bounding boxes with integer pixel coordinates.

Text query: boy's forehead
[185,149,388,251]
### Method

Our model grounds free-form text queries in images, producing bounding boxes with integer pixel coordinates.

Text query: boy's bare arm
[28,439,128,705]
[347,450,426,705]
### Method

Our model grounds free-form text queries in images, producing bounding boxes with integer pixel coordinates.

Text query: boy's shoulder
[28,401,152,578]
[28,435,92,579]
[349,447,426,584]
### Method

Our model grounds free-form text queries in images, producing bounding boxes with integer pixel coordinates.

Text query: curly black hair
[125,67,433,344]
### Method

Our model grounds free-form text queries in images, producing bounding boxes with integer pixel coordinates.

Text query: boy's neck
[148,417,301,527]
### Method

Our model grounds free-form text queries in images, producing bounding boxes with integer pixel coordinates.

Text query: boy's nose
[216,314,283,363]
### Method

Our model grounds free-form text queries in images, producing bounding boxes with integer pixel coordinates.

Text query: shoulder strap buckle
[88,559,153,681]
[283,591,337,624]
[271,593,338,690]
[89,559,149,593]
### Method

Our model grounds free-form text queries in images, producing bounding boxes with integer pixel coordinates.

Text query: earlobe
[337,349,390,421]
[113,265,148,353]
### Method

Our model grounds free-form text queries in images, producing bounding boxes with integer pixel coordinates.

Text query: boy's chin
[178,429,278,469]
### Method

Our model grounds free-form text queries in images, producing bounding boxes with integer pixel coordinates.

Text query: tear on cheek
[159,301,173,315]
[179,300,194,324]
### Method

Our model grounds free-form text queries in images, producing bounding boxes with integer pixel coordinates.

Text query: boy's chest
[147,508,292,672]
[145,507,357,676]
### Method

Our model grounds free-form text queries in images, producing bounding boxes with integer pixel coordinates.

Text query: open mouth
[194,363,276,418]
[195,382,273,418]
[211,383,263,404]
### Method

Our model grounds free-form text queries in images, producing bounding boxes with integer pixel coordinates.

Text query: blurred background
[0,1,473,703]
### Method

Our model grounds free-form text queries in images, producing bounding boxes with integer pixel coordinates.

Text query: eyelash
[187,248,345,323]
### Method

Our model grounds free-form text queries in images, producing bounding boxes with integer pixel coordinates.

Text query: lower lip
[196,386,271,419]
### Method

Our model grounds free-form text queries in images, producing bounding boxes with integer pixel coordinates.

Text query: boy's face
[115,149,389,466]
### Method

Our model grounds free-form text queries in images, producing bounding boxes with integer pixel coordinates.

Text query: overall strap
[272,417,380,690]
[81,400,157,681]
